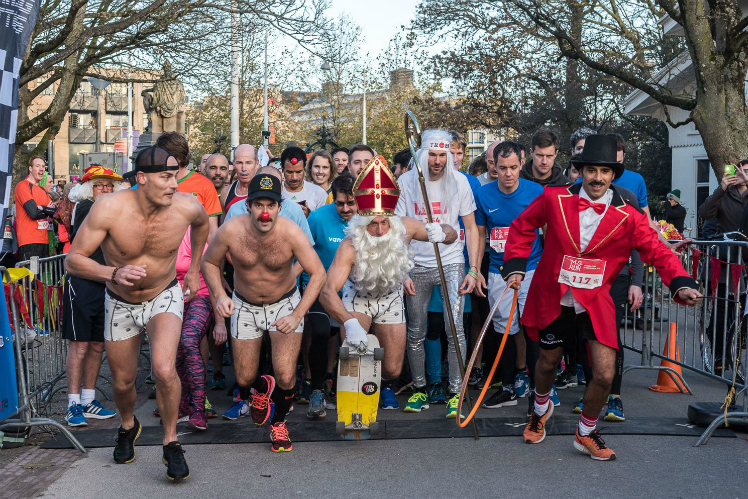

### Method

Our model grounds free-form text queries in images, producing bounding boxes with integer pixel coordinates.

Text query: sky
[328,0,421,58]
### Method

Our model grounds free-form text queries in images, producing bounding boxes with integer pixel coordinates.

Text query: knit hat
[667,189,681,203]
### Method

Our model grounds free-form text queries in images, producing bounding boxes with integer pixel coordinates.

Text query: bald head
[206,153,230,190]
[486,140,501,180]
[256,165,281,179]
[234,144,258,185]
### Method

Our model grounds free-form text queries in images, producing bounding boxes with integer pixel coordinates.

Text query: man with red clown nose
[320,156,458,410]
[201,172,326,453]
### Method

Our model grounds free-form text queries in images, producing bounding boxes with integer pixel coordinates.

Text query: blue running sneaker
[222,400,249,420]
[307,390,327,419]
[514,371,530,398]
[576,363,586,385]
[297,379,312,404]
[550,386,560,407]
[573,396,584,414]
[83,400,116,419]
[381,387,399,409]
[604,396,625,421]
[65,404,87,427]
[428,383,448,404]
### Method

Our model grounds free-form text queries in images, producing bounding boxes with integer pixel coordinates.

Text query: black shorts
[62,275,106,342]
[307,299,339,338]
[539,306,597,350]
[18,243,49,262]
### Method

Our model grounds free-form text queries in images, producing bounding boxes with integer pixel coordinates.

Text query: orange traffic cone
[649,322,691,394]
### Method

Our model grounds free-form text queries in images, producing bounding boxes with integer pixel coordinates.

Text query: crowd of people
[10,125,705,481]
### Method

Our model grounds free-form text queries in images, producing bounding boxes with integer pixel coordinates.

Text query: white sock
[68,393,81,408]
[81,389,96,406]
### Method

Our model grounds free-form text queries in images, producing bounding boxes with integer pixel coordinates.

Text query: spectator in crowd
[63,165,128,427]
[281,146,328,216]
[519,129,569,186]
[662,189,687,233]
[392,148,412,178]
[306,150,337,193]
[468,153,488,178]
[332,147,349,174]
[449,130,467,170]
[14,155,56,261]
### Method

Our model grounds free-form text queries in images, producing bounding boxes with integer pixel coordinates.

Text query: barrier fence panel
[619,240,748,446]
[0,260,85,453]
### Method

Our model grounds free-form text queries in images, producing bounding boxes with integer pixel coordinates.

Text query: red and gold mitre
[354,155,400,217]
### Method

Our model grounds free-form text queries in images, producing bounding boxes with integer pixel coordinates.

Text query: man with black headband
[66,146,209,481]
[201,172,325,453]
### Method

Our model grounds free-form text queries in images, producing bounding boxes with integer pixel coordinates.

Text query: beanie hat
[667,189,681,203]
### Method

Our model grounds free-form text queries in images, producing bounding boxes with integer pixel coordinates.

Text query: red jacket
[502,183,697,349]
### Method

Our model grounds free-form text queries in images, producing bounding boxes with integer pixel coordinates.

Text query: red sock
[578,411,597,436]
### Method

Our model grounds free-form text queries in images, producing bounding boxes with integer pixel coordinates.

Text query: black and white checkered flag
[0,0,41,212]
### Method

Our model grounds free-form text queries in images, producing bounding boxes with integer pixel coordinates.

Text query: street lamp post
[89,77,111,153]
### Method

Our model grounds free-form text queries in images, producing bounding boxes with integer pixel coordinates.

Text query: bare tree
[509,0,746,176]
[16,0,328,181]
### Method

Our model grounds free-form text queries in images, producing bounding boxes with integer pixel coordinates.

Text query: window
[696,159,711,211]
[79,81,93,96]
[36,77,53,95]
[108,83,127,97]
[69,113,93,128]
[105,114,128,128]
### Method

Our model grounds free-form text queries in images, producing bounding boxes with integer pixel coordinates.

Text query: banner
[1,0,42,212]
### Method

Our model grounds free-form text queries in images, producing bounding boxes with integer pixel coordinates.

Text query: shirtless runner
[65,146,209,481]
[201,171,325,452]
[320,156,457,409]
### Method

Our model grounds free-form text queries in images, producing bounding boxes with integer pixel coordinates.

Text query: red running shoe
[270,421,293,452]
[251,375,276,426]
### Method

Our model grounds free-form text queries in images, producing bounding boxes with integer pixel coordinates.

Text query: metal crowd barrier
[619,239,748,446]
[0,258,85,452]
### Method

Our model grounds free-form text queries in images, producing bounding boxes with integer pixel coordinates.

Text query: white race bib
[558,255,606,289]
[490,227,509,253]
[37,220,49,231]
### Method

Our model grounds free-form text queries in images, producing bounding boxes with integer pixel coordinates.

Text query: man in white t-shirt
[280,146,327,216]
[395,129,486,418]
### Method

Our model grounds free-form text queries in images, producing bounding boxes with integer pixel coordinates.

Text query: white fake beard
[347,215,414,296]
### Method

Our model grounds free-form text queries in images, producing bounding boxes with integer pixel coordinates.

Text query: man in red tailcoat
[502,135,702,461]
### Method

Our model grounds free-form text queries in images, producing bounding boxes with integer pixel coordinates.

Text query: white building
[466,128,505,162]
[623,6,748,233]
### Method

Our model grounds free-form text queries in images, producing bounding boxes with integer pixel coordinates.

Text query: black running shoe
[162,441,190,481]
[483,389,518,408]
[113,417,141,464]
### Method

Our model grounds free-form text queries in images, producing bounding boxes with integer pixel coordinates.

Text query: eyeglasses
[93,183,114,190]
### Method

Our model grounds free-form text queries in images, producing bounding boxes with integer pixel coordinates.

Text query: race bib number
[37,220,49,230]
[490,227,509,253]
[558,256,606,289]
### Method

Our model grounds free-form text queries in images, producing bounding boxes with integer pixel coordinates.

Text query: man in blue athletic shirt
[475,141,544,409]
[303,174,357,418]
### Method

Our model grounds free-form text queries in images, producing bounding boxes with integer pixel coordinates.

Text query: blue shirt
[474,178,544,274]
[302,203,348,287]
[224,198,314,245]
[576,169,647,207]
[459,171,481,262]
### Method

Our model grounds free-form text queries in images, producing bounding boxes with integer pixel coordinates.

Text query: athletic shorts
[341,280,405,325]
[62,275,105,342]
[488,270,534,335]
[538,306,596,350]
[307,299,340,336]
[104,278,184,342]
[231,287,303,340]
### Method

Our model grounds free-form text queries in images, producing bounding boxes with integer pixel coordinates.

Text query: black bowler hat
[570,134,624,179]
[248,173,282,202]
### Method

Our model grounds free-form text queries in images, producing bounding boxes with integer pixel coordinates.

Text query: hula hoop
[456,284,519,428]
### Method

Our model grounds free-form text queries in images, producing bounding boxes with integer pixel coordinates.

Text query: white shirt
[282,180,328,212]
[560,188,613,313]
[395,168,476,267]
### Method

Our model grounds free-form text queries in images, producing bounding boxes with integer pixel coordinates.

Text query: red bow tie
[578,198,606,214]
